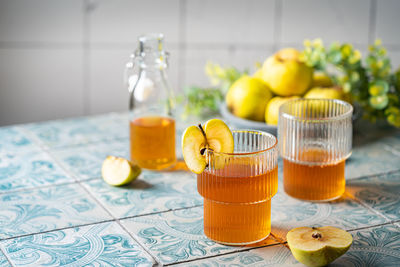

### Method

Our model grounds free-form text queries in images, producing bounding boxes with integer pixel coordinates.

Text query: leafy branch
[177,62,248,118]
[301,39,400,127]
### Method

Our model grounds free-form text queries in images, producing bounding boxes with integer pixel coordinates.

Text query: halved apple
[181,119,234,174]
[287,226,353,267]
[102,156,141,186]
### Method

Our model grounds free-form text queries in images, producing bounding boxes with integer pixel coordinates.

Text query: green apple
[101,156,141,186]
[261,48,313,96]
[226,75,273,121]
[287,226,353,267]
[181,119,234,174]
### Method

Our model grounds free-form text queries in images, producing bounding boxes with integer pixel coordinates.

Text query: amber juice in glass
[130,116,176,170]
[278,99,353,201]
[197,130,278,245]
[283,148,346,201]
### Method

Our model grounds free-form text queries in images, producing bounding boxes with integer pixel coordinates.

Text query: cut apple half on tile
[101,156,141,186]
[182,119,234,174]
[287,226,353,267]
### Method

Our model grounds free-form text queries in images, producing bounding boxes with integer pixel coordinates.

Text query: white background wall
[0,0,399,126]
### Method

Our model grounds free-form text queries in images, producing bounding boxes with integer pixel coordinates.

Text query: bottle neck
[135,50,169,69]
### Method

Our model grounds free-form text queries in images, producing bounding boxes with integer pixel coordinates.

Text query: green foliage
[178,63,247,118]
[205,62,248,94]
[301,38,400,128]
[176,86,224,119]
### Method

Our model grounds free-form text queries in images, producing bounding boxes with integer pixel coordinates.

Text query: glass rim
[207,129,277,156]
[279,98,354,122]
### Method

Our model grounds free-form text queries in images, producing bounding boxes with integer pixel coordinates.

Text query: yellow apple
[226,76,273,121]
[261,48,313,96]
[265,96,300,125]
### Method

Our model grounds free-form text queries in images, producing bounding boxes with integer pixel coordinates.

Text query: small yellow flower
[341,44,353,57]
[304,39,311,47]
[374,39,382,46]
[312,38,323,48]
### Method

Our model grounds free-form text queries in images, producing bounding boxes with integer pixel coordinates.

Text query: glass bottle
[124,33,176,170]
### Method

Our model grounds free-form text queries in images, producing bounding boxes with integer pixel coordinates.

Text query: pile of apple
[226,48,349,125]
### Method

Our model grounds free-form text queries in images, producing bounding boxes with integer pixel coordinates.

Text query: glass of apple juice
[197,130,278,245]
[278,99,353,201]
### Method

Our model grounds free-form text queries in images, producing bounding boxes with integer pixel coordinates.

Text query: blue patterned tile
[0,250,11,267]
[331,224,400,267]
[121,207,278,264]
[0,126,38,152]
[83,170,202,218]
[0,183,111,239]
[191,224,400,267]
[347,171,400,221]
[0,149,73,192]
[23,113,128,149]
[346,139,400,179]
[50,140,129,180]
[174,245,291,267]
[1,222,155,267]
[271,182,388,241]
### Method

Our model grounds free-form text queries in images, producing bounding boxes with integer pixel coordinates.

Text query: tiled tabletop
[0,113,399,266]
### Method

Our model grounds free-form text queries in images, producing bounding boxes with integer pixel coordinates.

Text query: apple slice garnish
[287,226,353,267]
[182,119,234,174]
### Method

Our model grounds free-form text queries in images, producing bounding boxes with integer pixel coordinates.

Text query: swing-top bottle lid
[137,33,164,56]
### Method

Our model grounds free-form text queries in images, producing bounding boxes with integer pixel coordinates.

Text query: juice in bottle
[130,116,176,170]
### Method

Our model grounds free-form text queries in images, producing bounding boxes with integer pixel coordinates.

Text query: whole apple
[261,48,313,96]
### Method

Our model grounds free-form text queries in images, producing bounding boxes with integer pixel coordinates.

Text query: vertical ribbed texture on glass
[278,99,353,201]
[197,130,278,245]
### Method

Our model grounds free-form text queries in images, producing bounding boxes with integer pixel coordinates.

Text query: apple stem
[198,124,209,148]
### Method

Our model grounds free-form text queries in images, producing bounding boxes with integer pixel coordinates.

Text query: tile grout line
[0,244,15,267]
[272,0,282,51]
[347,220,400,232]
[347,168,400,182]
[83,0,91,116]
[164,242,283,266]
[78,184,164,266]
[0,219,115,242]
[344,191,394,225]
[177,0,187,91]
[368,0,377,44]
[0,205,203,243]
[0,180,79,196]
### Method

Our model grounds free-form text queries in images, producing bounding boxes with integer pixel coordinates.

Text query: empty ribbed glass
[197,130,278,245]
[278,99,353,201]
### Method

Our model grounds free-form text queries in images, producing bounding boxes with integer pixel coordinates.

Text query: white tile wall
[387,50,400,70]
[0,49,84,125]
[0,0,84,44]
[0,0,399,125]
[185,0,275,45]
[281,0,371,45]
[183,47,273,88]
[88,0,180,45]
[376,0,400,46]
[88,47,180,114]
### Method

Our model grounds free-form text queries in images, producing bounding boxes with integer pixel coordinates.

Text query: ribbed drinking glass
[278,99,353,201]
[197,130,278,245]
